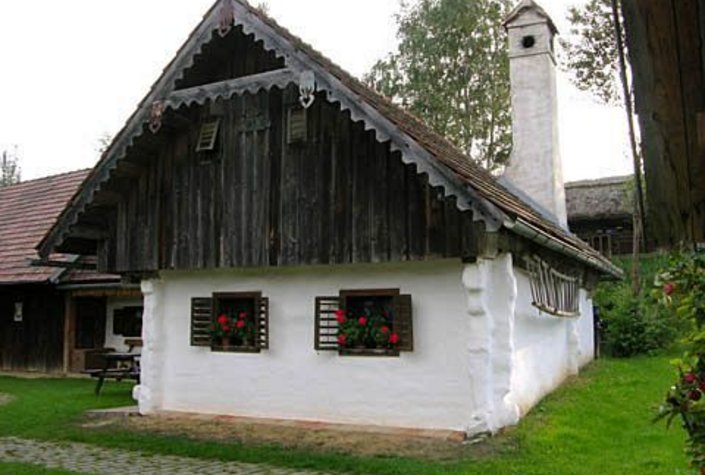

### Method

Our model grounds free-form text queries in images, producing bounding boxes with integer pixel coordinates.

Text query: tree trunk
[612,0,644,295]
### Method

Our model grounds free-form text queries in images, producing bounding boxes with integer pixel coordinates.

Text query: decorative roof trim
[162,68,298,110]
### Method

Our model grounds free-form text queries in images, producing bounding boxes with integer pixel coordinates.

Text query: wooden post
[62,294,76,375]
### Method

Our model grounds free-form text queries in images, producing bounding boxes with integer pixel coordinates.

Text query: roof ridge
[0,168,91,190]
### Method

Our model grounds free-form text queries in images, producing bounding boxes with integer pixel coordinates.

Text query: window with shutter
[190,297,212,347]
[212,292,269,353]
[314,296,341,351]
[190,293,269,352]
[314,289,414,357]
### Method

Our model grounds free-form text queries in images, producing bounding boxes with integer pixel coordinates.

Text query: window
[190,292,269,353]
[315,289,413,356]
[113,306,143,338]
[526,256,580,317]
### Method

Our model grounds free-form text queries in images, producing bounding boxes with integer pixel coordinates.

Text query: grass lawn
[0,355,690,474]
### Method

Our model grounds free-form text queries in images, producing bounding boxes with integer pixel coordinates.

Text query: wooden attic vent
[196,118,221,152]
[287,106,307,144]
[526,256,580,317]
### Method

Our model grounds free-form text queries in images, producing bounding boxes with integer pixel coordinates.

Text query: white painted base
[135,256,594,434]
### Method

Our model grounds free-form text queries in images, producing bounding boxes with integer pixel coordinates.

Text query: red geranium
[664,282,675,296]
[389,333,400,345]
[380,325,390,334]
[236,320,245,329]
[338,333,347,346]
[358,316,368,326]
[691,390,703,402]
[239,312,247,320]
[684,373,698,384]
[217,314,229,326]
[335,310,346,324]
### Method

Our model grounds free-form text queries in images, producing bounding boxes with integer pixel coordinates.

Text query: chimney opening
[522,35,536,49]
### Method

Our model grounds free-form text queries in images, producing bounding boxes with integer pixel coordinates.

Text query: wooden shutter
[393,294,413,352]
[315,296,341,351]
[256,296,269,350]
[190,297,212,347]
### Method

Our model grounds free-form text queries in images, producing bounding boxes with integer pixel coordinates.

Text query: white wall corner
[566,318,581,376]
[462,254,520,435]
[135,278,164,415]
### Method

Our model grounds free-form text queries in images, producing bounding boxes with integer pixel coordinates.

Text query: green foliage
[655,252,705,473]
[365,0,512,173]
[0,148,21,187]
[594,255,678,357]
[560,0,621,105]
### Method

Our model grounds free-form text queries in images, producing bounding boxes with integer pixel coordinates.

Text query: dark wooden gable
[175,25,285,90]
[103,81,478,272]
[38,0,621,280]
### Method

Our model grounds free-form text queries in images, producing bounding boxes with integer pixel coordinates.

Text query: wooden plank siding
[107,84,475,273]
[0,285,65,372]
[622,0,705,247]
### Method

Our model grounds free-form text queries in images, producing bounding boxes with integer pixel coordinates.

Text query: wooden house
[0,171,142,373]
[38,0,621,435]
[566,176,636,257]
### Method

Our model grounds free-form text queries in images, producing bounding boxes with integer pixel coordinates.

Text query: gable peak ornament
[218,0,236,38]
[149,101,165,134]
[298,71,316,109]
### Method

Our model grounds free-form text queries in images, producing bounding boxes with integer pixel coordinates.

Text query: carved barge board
[163,68,296,110]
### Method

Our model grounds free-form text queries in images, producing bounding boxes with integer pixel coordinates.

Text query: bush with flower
[335,308,399,351]
[655,252,705,473]
[210,310,256,347]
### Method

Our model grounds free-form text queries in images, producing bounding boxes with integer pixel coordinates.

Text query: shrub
[655,252,705,473]
[594,255,677,357]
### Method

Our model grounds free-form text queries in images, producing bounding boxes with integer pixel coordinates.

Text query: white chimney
[502,0,568,228]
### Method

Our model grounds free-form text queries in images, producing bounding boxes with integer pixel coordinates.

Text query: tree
[0,147,21,187]
[365,0,513,173]
[562,0,646,294]
[560,0,621,106]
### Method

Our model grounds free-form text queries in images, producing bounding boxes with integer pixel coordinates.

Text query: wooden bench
[83,368,140,395]
[82,352,141,395]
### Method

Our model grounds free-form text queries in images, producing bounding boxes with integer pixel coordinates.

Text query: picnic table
[83,352,140,395]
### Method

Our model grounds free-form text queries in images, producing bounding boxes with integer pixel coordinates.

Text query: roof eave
[506,217,624,279]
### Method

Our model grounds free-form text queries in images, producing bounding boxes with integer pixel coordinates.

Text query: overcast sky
[0,0,631,182]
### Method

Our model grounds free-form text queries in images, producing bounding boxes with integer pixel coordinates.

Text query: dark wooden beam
[29,259,97,270]
[163,68,295,110]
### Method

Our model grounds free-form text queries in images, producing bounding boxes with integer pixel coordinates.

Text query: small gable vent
[287,106,307,144]
[196,118,221,152]
[526,255,580,317]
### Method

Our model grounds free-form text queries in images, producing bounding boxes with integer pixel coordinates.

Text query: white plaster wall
[141,260,476,431]
[104,297,144,353]
[509,267,594,416]
[462,254,520,435]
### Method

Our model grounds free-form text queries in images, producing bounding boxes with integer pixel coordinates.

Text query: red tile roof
[0,170,89,284]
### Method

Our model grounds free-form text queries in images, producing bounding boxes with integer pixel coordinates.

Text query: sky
[0,0,631,182]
